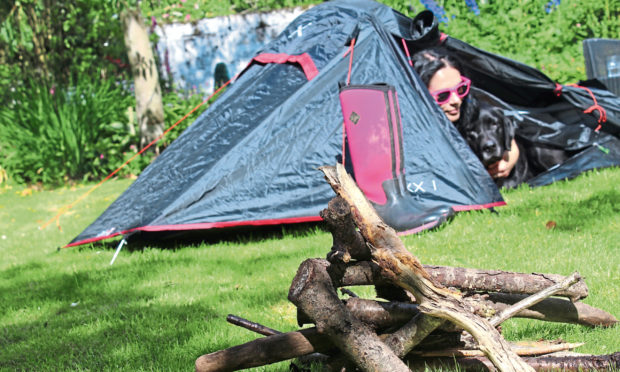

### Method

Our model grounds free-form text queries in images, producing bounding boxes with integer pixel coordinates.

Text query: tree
[121,6,164,153]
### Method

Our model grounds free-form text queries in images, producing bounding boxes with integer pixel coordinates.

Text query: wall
[154,7,308,94]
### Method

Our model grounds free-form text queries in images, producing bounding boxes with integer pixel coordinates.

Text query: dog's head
[460,104,515,167]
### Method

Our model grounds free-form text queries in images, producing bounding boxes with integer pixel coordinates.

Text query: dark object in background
[460,103,533,189]
[213,62,230,91]
[407,10,440,50]
[460,102,570,189]
[582,38,620,96]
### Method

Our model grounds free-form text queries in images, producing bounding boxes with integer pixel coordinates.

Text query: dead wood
[194,327,330,372]
[330,260,588,301]
[321,164,534,372]
[382,313,447,358]
[226,314,281,336]
[321,196,370,262]
[406,352,620,371]
[424,265,589,302]
[411,340,584,357]
[485,293,618,327]
[299,294,615,333]
[297,298,419,329]
[288,258,410,372]
[488,271,582,326]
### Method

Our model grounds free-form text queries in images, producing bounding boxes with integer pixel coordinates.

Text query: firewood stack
[195,164,619,372]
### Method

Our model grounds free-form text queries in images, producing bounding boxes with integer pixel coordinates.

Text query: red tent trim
[252,53,319,80]
[65,201,505,247]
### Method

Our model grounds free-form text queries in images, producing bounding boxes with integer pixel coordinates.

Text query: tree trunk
[121,7,164,153]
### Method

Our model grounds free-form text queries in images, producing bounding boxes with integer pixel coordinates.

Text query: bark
[411,340,584,357]
[302,294,616,332]
[195,327,329,372]
[382,313,446,358]
[488,271,581,326]
[321,164,534,372]
[406,352,620,371]
[226,314,281,336]
[485,293,618,327]
[121,7,165,153]
[297,298,419,329]
[288,258,410,372]
[321,196,370,262]
[329,261,588,301]
[424,265,589,302]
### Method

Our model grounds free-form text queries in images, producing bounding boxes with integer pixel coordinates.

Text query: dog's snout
[482,141,497,154]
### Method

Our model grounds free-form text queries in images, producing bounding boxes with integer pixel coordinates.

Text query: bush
[0,1,129,88]
[0,78,143,185]
[383,0,619,84]
[159,91,210,148]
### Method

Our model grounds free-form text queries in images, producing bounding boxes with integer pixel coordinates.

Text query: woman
[411,48,518,180]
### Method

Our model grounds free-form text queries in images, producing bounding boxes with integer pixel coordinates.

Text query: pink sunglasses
[430,76,471,105]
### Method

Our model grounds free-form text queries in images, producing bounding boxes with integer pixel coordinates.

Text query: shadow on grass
[83,221,329,252]
[0,254,286,370]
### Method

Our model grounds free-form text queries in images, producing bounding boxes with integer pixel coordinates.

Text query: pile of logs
[195,164,619,371]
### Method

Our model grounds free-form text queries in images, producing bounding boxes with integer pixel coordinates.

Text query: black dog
[459,103,568,189]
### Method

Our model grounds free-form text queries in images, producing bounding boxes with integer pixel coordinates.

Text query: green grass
[1,168,619,371]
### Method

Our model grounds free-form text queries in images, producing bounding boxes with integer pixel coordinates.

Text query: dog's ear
[501,110,516,151]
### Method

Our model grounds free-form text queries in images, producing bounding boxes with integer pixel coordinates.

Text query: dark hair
[411,47,479,131]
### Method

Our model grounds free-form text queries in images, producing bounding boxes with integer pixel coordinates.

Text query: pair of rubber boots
[339,83,454,233]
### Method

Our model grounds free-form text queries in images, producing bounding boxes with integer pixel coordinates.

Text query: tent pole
[110,238,128,265]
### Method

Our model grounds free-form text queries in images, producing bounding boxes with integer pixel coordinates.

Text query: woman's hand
[488,139,519,179]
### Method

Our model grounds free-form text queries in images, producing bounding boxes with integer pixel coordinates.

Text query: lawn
[1,167,619,371]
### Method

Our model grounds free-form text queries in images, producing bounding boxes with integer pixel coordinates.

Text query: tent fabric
[69,0,620,247]
[69,0,504,247]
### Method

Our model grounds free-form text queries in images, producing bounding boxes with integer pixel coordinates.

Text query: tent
[68,0,620,247]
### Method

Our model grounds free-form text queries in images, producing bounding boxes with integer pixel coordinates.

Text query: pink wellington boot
[339,83,454,233]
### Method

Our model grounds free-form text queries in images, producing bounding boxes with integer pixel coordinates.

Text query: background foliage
[0,77,141,185]
[0,0,618,186]
[385,0,619,83]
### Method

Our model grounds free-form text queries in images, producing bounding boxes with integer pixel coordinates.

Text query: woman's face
[428,66,463,123]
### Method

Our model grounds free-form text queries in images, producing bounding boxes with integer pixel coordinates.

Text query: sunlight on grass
[1,168,619,370]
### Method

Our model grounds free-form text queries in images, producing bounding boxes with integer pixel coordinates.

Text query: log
[302,294,616,332]
[195,327,330,372]
[485,293,618,327]
[382,313,446,358]
[297,298,419,329]
[321,196,370,262]
[321,164,535,372]
[288,258,410,372]
[406,352,620,371]
[488,271,582,326]
[329,261,589,301]
[411,340,585,357]
[424,265,589,302]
